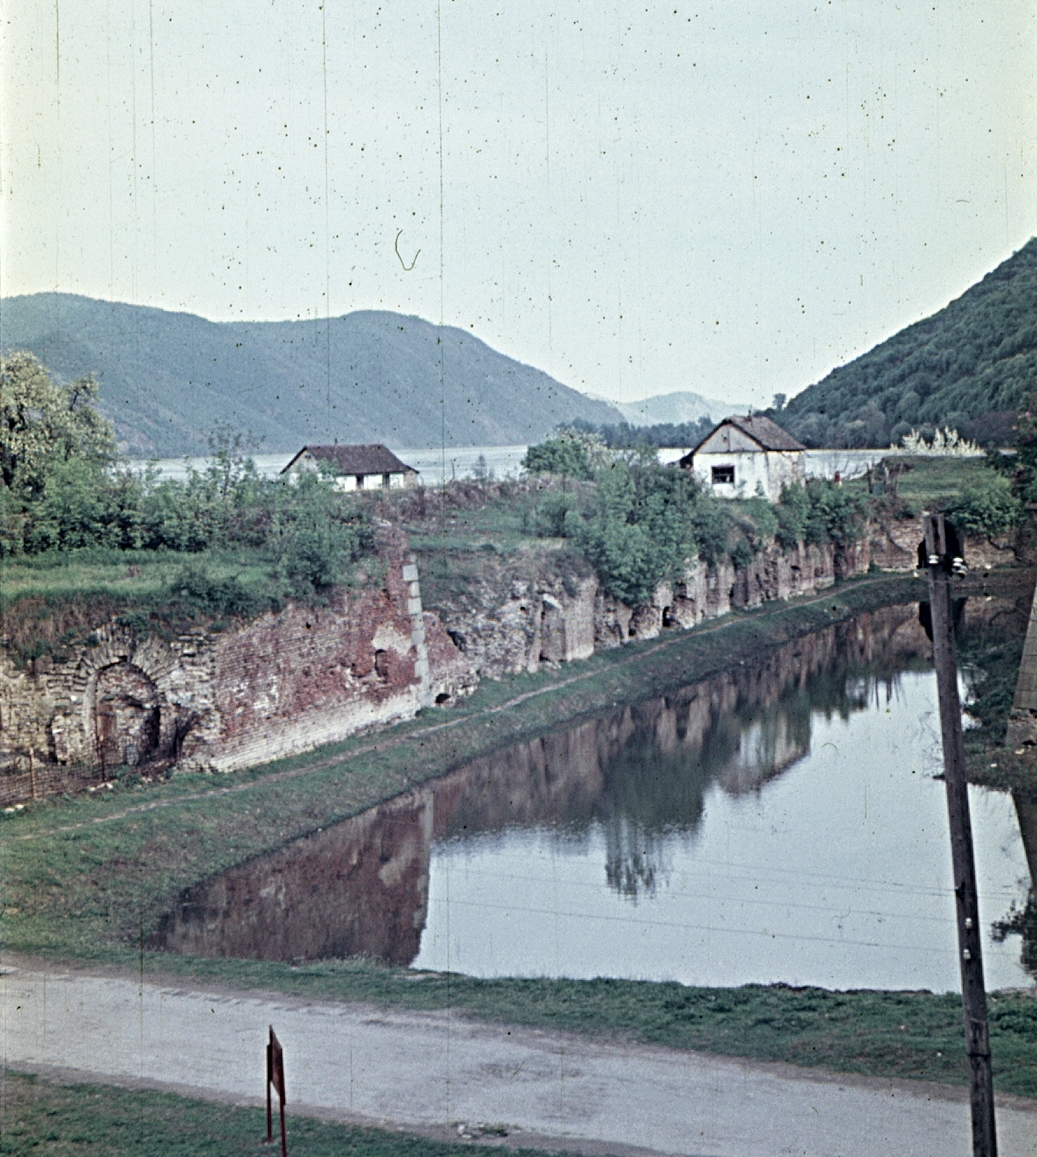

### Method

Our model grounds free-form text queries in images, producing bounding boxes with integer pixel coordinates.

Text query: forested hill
[0,294,624,456]
[779,238,1037,448]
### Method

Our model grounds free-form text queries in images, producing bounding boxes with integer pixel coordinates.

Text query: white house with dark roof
[281,444,419,491]
[679,415,806,501]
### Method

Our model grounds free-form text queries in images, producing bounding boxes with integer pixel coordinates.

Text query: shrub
[166,564,268,618]
[528,490,578,538]
[775,480,866,550]
[944,474,1021,537]
[775,483,810,550]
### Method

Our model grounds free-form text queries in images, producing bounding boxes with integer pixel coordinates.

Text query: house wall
[332,472,415,492]
[692,449,803,501]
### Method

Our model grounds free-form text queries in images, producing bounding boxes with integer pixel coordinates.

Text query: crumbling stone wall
[435,570,598,680]
[0,532,474,803]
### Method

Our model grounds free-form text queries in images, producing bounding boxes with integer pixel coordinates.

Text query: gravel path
[3,963,1035,1156]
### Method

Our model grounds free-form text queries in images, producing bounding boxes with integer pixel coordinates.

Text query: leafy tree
[568,462,719,605]
[272,472,372,598]
[523,436,594,479]
[774,480,866,550]
[1,352,120,554]
[1,352,116,494]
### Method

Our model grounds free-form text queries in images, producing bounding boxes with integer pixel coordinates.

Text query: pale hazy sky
[2,0,1035,409]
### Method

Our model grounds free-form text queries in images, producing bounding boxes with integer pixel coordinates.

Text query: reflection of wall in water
[152,788,433,965]
[154,601,1014,964]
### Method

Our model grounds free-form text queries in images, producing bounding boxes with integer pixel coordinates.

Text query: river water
[155,602,1035,992]
[131,446,908,485]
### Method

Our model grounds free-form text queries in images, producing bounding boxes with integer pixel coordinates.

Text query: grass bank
[96,955,1037,1099]
[0,1070,556,1157]
[2,566,1035,1098]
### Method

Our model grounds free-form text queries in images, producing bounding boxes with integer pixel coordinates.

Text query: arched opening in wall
[435,692,450,705]
[661,605,675,628]
[93,662,160,772]
[373,649,390,680]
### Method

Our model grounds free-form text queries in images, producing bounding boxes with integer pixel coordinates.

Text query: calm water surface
[156,603,1034,992]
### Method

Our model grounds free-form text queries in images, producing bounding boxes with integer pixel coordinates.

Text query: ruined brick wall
[0,532,473,803]
[594,541,841,649]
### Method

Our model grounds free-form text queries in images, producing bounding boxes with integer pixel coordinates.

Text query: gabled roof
[281,444,417,475]
[687,414,806,456]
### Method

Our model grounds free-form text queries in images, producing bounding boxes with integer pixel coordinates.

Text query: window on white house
[382,473,391,488]
[712,465,735,485]
[355,474,365,488]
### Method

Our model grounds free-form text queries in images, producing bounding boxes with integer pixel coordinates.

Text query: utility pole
[923,512,997,1157]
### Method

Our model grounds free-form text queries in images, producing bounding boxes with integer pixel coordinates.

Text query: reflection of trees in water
[596,658,914,899]
[604,816,664,898]
[993,893,1037,979]
[997,793,1037,977]
[597,730,717,897]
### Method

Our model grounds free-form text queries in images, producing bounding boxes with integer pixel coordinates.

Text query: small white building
[281,444,419,491]
[680,415,806,501]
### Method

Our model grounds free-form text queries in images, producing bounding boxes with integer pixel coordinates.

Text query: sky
[2,0,1035,411]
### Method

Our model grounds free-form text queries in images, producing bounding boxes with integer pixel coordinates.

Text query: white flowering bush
[894,428,982,457]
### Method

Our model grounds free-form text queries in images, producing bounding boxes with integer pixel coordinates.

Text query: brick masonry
[0,529,474,803]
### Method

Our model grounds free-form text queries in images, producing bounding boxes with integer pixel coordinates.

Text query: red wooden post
[265,1032,273,1143]
[265,1025,287,1156]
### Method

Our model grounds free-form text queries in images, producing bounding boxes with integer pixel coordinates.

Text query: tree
[522,437,593,480]
[1,352,116,495]
[1,352,120,554]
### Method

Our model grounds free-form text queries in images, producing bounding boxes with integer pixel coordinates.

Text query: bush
[774,480,867,550]
[568,461,736,604]
[944,474,1021,537]
[166,564,269,618]
[775,483,810,550]
[739,496,778,552]
[528,490,579,538]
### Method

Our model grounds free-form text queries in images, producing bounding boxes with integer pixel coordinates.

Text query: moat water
[155,602,1036,992]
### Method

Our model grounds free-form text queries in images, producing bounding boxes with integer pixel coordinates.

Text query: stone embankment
[429,514,1019,679]
[0,529,474,803]
[0,514,1020,805]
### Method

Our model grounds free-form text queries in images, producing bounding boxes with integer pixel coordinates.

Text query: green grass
[0,1070,562,1157]
[0,546,278,604]
[893,455,994,504]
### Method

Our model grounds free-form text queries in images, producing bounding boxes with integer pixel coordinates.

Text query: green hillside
[779,238,1037,448]
[0,294,623,456]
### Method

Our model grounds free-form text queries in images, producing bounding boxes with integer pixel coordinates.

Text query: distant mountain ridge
[779,238,1037,448]
[0,294,625,456]
[615,390,739,428]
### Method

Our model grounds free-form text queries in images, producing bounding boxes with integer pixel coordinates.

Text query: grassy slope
[3,568,1037,1098]
[0,1071,557,1157]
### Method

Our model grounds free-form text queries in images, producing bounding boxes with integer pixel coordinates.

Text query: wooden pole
[924,513,997,1157]
[266,1037,273,1143]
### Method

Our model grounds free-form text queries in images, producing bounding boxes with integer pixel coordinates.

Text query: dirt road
[2,963,1035,1157]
